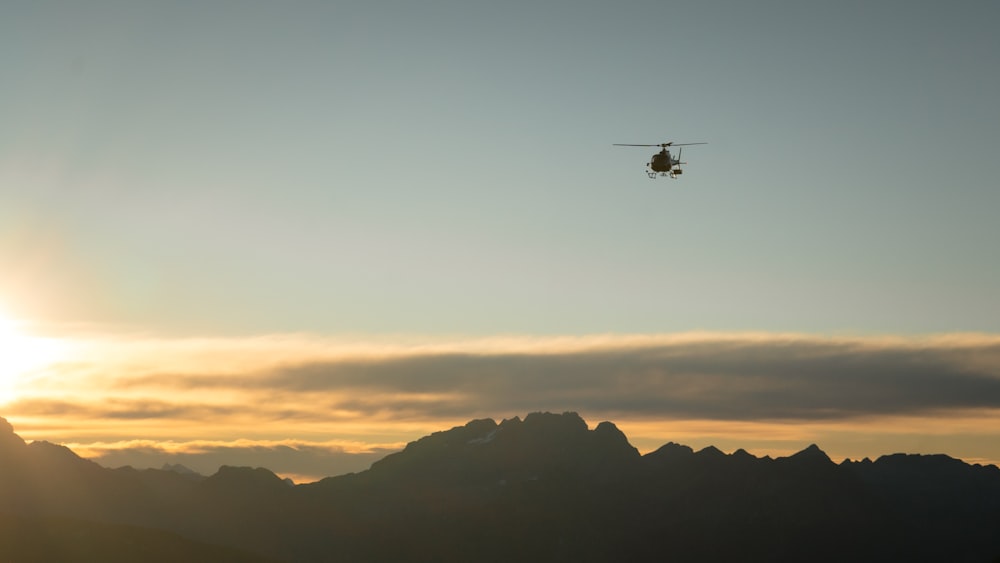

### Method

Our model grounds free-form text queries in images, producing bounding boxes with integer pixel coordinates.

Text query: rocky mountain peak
[789,443,832,464]
[0,416,26,451]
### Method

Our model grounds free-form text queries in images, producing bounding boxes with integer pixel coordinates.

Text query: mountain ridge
[2,412,999,562]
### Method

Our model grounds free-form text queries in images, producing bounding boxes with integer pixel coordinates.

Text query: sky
[1,1,999,482]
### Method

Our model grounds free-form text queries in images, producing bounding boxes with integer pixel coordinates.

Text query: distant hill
[2,412,999,562]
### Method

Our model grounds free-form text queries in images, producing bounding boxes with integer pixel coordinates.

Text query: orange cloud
[4,331,1000,478]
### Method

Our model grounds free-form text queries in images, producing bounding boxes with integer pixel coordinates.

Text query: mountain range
[2,412,999,562]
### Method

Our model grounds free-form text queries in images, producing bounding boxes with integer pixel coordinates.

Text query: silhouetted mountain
[0,417,25,451]
[2,413,1000,562]
[365,412,639,487]
[161,463,201,476]
[0,513,275,562]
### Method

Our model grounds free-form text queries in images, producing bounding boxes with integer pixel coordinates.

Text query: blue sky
[4,0,998,336]
[2,2,1000,480]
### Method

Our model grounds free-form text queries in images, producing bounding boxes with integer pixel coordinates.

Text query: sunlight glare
[0,309,68,404]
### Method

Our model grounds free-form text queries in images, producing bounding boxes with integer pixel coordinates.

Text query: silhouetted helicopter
[614,141,707,178]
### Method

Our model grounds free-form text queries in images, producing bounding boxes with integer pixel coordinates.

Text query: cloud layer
[246,335,1000,421]
[5,332,1000,479]
[68,439,400,484]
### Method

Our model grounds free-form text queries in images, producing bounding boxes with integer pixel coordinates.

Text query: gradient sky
[2,1,999,482]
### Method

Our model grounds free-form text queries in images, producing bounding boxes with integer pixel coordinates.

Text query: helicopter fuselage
[649,149,676,173]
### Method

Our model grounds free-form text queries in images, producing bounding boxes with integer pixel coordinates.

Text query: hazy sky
[2,1,999,482]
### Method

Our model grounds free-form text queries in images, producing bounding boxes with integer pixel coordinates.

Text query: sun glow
[0,310,70,404]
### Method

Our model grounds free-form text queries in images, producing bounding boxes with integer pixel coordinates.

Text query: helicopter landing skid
[647,171,678,179]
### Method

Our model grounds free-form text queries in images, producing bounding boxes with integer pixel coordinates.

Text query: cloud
[8,397,240,420]
[7,332,1000,474]
[68,438,402,483]
[85,333,999,421]
[14,333,1000,424]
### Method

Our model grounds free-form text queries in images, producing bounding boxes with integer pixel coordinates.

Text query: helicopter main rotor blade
[613,142,708,147]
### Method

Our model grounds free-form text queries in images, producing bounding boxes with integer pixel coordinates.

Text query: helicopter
[614,141,707,178]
